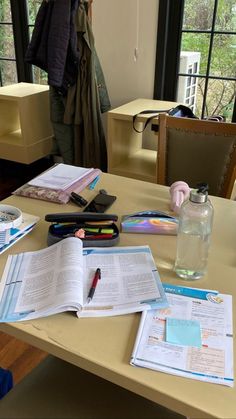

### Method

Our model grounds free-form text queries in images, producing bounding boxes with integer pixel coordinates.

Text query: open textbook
[131,284,233,387]
[0,238,168,321]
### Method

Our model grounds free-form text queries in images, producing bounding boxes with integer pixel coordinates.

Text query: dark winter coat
[25,0,80,94]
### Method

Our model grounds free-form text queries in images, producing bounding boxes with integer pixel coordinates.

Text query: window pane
[210,34,236,78]
[0,24,15,59]
[204,79,236,121]
[0,60,17,85]
[0,0,12,23]
[26,0,42,25]
[215,0,236,32]
[180,33,210,74]
[195,78,206,118]
[32,66,48,85]
[182,0,215,31]
[176,75,204,116]
[177,76,235,121]
[28,26,48,85]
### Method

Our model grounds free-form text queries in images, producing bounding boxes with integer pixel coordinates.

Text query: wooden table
[0,173,235,419]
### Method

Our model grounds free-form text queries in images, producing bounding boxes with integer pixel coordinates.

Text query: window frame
[154,0,236,122]
[0,0,33,85]
[10,0,33,82]
[1,0,235,122]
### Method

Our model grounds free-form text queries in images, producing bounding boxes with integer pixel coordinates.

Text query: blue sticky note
[166,318,202,348]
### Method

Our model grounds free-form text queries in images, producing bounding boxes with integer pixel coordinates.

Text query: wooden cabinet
[107,98,177,183]
[0,83,53,164]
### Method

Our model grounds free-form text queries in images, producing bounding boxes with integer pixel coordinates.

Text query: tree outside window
[0,0,17,85]
[0,0,47,86]
[177,0,236,121]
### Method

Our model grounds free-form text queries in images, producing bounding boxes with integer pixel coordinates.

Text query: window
[154,0,236,122]
[0,0,46,86]
[0,1,17,85]
[27,0,47,84]
[178,54,200,113]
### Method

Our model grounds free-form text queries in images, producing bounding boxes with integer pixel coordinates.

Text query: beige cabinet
[0,82,53,164]
[107,98,177,183]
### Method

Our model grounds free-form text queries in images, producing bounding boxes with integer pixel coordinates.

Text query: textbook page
[131,284,233,387]
[0,238,84,322]
[79,245,168,317]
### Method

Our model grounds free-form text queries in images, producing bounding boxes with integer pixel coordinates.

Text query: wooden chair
[157,114,236,198]
[0,355,184,419]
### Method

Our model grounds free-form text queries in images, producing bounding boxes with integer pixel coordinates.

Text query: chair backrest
[157,114,236,198]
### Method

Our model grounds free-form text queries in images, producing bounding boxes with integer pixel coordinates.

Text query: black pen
[87,268,101,304]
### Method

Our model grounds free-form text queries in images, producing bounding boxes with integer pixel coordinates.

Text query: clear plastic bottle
[174,184,214,280]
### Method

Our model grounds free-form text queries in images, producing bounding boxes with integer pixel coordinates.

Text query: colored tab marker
[89,176,100,190]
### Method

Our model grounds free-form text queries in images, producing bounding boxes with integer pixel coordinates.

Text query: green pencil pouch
[45,212,120,247]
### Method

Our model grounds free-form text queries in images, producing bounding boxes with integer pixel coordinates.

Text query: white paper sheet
[28,163,94,190]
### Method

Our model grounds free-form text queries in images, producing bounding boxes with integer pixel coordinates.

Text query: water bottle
[174,184,214,280]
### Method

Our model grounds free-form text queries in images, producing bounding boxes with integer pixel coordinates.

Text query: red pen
[85,234,113,239]
[87,268,101,304]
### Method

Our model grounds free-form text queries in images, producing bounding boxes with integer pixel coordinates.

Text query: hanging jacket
[25,0,80,95]
[62,1,108,170]
[50,1,110,169]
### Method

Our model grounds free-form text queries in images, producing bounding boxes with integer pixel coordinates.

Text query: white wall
[92,0,159,109]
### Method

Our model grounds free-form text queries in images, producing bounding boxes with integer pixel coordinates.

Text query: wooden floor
[0,331,48,385]
[0,157,53,200]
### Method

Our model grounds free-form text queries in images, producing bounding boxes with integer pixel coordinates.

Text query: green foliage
[0,0,46,85]
[183,0,215,30]
[0,0,11,58]
[182,33,209,74]
[181,0,236,119]
[215,0,236,31]
[27,0,41,25]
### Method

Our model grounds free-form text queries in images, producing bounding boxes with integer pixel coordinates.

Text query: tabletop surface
[0,173,235,419]
[108,98,178,120]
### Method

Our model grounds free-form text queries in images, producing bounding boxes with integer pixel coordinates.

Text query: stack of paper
[0,212,40,255]
[28,164,94,191]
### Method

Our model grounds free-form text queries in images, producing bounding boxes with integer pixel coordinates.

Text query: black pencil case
[45,212,120,247]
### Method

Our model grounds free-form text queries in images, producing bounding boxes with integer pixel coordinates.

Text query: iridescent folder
[121,210,178,235]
